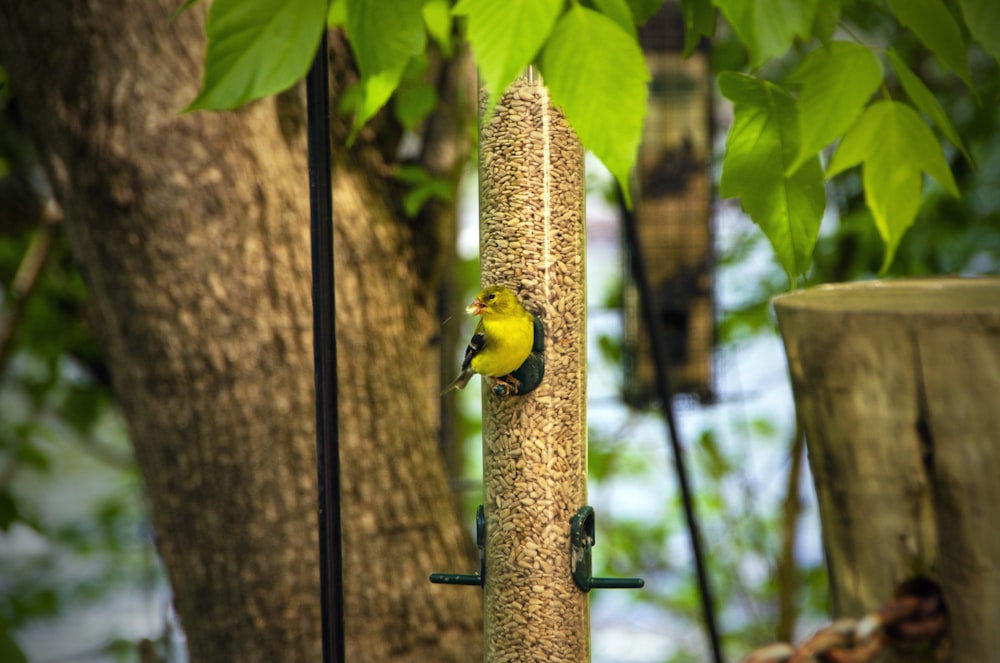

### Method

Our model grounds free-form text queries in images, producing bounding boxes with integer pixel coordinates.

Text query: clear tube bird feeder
[478,66,589,661]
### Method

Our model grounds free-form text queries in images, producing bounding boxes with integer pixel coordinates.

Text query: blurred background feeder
[623,3,716,406]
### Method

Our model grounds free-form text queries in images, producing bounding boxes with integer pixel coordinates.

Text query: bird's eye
[488,294,496,300]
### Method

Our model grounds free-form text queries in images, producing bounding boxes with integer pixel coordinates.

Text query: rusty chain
[743,586,947,663]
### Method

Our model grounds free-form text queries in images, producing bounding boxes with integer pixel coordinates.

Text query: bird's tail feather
[441,370,474,395]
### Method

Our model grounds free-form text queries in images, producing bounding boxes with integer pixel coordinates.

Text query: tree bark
[0,2,481,661]
[774,277,1000,661]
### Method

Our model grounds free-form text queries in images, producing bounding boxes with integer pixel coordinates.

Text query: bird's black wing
[461,331,486,371]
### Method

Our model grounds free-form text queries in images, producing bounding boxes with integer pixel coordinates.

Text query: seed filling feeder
[431,67,642,661]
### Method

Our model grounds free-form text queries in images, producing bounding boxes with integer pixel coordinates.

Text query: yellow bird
[443,285,534,394]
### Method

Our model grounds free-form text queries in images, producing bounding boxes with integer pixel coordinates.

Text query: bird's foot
[492,374,521,396]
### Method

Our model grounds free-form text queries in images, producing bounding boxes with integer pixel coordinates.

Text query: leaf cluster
[183,0,655,208]
[183,0,999,281]
[699,0,999,281]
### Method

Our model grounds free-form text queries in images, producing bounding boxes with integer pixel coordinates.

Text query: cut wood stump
[773,277,1000,662]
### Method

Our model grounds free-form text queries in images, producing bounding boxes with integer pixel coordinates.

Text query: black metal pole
[621,201,725,663]
[306,30,345,663]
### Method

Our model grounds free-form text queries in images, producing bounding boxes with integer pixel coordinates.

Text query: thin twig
[775,423,806,642]
[0,204,61,377]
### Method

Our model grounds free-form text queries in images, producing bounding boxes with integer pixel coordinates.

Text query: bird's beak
[466,298,486,315]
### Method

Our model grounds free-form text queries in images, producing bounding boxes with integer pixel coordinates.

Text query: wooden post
[478,67,589,661]
[773,277,1000,661]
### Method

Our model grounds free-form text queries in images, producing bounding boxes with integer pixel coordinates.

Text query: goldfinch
[443,285,534,394]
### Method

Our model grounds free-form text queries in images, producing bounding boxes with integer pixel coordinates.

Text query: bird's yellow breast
[470,312,534,377]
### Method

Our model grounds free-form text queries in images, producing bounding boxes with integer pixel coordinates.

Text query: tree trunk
[773,276,1000,661]
[0,2,481,661]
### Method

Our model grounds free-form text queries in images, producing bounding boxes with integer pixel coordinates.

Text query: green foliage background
[0,230,163,662]
[186,0,998,281]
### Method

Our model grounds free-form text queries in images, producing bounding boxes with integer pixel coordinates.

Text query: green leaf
[395,165,454,217]
[0,490,21,531]
[826,100,958,194]
[186,0,326,112]
[14,434,51,473]
[714,0,817,67]
[539,5,649,207]
[887,50,973,165]
[680,0,716,57]
[719,72,825,281]
[345,0,427,141]
[696,430,733,481]
[423,0,454,56]
[592,0,637,39]
[811,0,842,43]
[0,626,27,663]
[959,0,1000,66]
[453,0,563,112]
[348,0,426,78]
[328,0,346,27]
[889,0,975,93]
[393,57,438,131]
[60,383,105,434]
[785,41,882,175]
[827,100,959,271]
[597,332,622,364]
[626,0,665,26]
[394,78,438,131]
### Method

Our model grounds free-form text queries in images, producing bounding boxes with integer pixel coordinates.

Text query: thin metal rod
[621,201,724,663]
[306,29,345,663]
